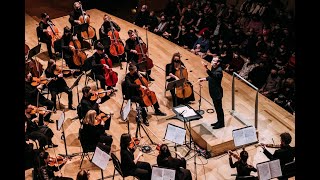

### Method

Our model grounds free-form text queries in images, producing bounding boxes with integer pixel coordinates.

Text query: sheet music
[151,167,176,180]
[91,147,110,170]
[257,162,271,180]
[57,112,65,130]
[175,106,197,117]
[232,126,258,147]
[269,159,282,178]
[165,124,186,145]
[122,99,131,121]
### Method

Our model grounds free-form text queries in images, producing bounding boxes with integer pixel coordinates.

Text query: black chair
[110,153,137,180]
[119,79,138,120]
[281,160,296,178]
[79,128,96,168]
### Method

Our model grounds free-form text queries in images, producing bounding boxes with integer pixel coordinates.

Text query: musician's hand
[104,64,110,69]
[202,61,208,69]
[69,45,75,50]
[140,85,147,90]
[37,84,44,90]
[96,98,101,104]
[131,50,138,54]
[58,73,63,78]
[138,151,143,158]
[198,78,206,83]
[75,20,81,24]
[71,70,75,74]
[31,117,39,123]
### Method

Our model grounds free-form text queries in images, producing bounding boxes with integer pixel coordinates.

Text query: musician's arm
[113,21,121,32]
[262,148,274,160]
[206,68,223,81]
[229,155,236,168]
[125,76,140,89]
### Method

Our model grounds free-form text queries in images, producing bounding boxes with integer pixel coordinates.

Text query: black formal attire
[79,95,111,129]
[123,72,162,121]
[229,158,257,180]
[80,123,113,151]
[45,67,73,110]
[157,155,192,180]
[69,9,97,43]
[37,21,54,59]
[165,63,195,107]
[120,148,152,180]
[60,33,80,70]
[37,163,73,180]
[25,82,54,123]
[98,20,126,64]
[25,138,37,170]
[124,37,152,77]
[25,115,54,149]
[86,52,109,90]
[206,65,224,127]
[134,10,150,27]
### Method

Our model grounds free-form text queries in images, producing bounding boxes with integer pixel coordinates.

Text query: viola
[31,76,55,86]
[134,29,154,71]
[129,137,140,151]
[30,105,53,115]
[94,112,114,125]
[69,38,87,66]
[46,20,61,47]
[78,1,95,40]
[90,88,114,101]
[107,17,124,69]
[174,63,193,99]
[48,155,65,167]
[134,72,157,107]
[101,56,118,87]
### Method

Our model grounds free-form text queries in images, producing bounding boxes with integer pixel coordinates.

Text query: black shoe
[45,119,55,123]
[211,122,219,126]
[143,119,149,126]
[154,110,167,116]
[48,144,58,148]
[212,124,225,129]
[68,105,76,110]
[148,77,155,81]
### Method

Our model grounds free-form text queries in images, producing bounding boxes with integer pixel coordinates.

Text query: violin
[129,137,140,151]
[134,29,154,71]
[46,20,61,47]
[78,1,96,40]
[228,150,241,160]
[69,38,87,66]
[30,105,53,115]
[48,155,65,167]
[255,143,281,148]
[31,76,55,86]
[54,66,80,75]
[174,61,193,99]
[100,55,118,87]
[134,71,158,107]
[107,16,124,69]
[94,112,114,125]
[90,88,114,101]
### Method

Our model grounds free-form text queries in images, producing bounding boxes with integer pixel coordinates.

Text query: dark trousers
[95,74,106,90]
[42,39,53,59]
[50,87,73,109]
[131,161,152,180]
[212,99,224,126]
[131,96,160,120]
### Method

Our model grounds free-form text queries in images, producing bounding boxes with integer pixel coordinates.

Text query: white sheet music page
[57,111,65,130]
[257,162,271,180]
[122,99,131,120]
[175,106,197,117]
[91,147,110,170]
[165,124,186,145]
[269,159,282,178]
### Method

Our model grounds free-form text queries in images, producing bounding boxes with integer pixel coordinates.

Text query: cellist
[37,13,55,59]
[123,64,166,126]
[125,30,154,81]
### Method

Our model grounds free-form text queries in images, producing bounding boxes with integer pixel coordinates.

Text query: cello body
[46,23,61,47]
[175,67,193,99]
[69,39,87,66]
[135,43,154,71]
[107,22,125,57]
[101,57,118,87]
[134,75,157,107]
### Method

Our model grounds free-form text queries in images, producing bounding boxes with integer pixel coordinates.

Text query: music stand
[232,125,258,148]
[91,146,111,180]
[27,44,41,60]
[164,123,186,158]
[70,72,85,120]
[120,99,132,134]
[165,78,185,111]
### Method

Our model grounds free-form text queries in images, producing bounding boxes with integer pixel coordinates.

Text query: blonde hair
[83,110,97,126]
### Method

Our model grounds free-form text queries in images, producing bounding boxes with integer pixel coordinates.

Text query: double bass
[107,16,124,69]
[174,61,193,99]
[134,29,153,71]
[78,1,95,40]
[134,71,157,107]
[100,55,118,87]
[69,37,87,66]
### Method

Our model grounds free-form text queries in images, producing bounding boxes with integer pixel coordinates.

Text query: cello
[174,60,193,99]
[78,1,95,40]
[134,29,154,71]
[46,20,61,47]
[100,54,118,87]
[107,16,125,69]
[69,37,87,66]
[134,70,157,107]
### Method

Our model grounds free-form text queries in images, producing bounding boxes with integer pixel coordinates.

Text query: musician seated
[79,86,111,123]
[45,59,76,111]
[80,110,113,153]
[99,14,121,47]
[228,150,257,180]
[124,65,166,126]
[25,72,54,123]
[37,12,55,59]
[165,53,195,107]
[157,144,192,180]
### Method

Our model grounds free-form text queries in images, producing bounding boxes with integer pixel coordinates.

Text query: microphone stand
[195,83,205,115]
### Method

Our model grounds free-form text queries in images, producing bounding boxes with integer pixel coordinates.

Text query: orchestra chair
[110,153,138,180]
[40,87,62,111]
[78,128,96,168]
[119,79,138,118]
[280,160,296,178]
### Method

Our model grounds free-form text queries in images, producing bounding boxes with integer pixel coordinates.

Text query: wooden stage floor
[25,9,295,180]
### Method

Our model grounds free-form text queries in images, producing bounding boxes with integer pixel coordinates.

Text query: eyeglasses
[173,59,180,63]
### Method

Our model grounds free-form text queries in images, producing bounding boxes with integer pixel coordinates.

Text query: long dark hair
[159,144,172,159]
[76,170,90,180]
[120,133,131,149]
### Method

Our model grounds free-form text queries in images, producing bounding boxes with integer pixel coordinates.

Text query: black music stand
[165,78,185,111]
[27,44,41,60]
[70,72,85,120]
